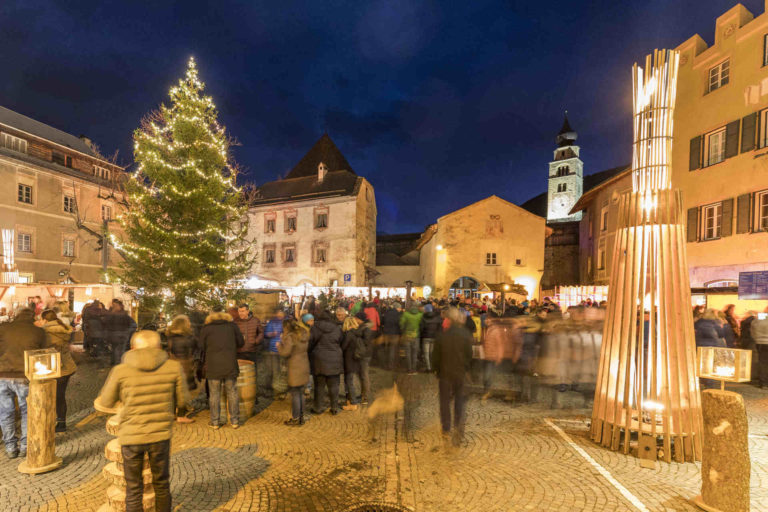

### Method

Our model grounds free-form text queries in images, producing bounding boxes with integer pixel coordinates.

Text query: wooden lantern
[591,49,704,464]
[697,347,752,390]
[24,348,62,381]
[18,349,63,474]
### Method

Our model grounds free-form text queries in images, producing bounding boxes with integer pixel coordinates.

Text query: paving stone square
[1,353,766,511]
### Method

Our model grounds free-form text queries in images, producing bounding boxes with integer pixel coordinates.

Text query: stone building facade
[248,135,376,288]
[0,105,125,285]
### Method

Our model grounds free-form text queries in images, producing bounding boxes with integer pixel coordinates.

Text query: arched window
[556,166,570,177]
[557,183,567,193]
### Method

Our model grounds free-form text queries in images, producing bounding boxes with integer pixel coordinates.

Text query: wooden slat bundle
[590,49,703,463]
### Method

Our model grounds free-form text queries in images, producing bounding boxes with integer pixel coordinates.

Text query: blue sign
[738,271,768,300]
[343,273,352,282]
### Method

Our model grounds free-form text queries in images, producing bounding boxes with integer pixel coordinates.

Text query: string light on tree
[114,57,254,312]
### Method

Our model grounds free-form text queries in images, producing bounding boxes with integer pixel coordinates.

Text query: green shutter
[687,207,699,242]
[720,198,734,237]
[736,193,752,234]
[741,113,757,153]
[689,136,702,171]
[724,120,740,159]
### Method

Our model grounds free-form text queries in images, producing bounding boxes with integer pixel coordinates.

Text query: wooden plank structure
[590,49,704,463]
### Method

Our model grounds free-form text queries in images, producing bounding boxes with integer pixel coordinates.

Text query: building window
[485,252,497,265]
[1,132,27,153]
[283,246,295,264]
[756,190,768,231]
[707,59,729,93]
[17,183,32,204]
[556,183,567,193]
[285,213,297,232]
[315,211,328,229]
[600,206,609,232]
[764,34,768,67]
[759,108,768,149]
[265,215,276,233]
[63,239,75,257]
[701,202,722,240]
[315,247,327,264]
[94,166,111,180]
[597,247,606,270]
[52,152,73,168]
[17,232,32,253]
[556,166,569,177]
[63,195,76,213]
[264,245,276,264]
[515,258,522,266]
[704,128,726,167]
[101,204,112,221]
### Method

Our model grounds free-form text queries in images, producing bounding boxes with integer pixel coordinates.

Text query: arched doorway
[449,276,480,299]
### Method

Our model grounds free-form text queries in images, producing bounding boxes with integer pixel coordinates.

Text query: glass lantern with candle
[24,349,61,381]
[697,346,751,389]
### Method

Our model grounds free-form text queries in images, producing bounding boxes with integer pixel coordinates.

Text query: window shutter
[724,120,740,159]
[736,193,752,234]
[720,198,734,237]
[741,113,757,153]
[686,207,699,242]
[689,136,702,170]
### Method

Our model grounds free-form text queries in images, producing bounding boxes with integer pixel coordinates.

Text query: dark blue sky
[1,0,761,233]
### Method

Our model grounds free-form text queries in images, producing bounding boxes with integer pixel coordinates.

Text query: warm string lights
[114,56,253,309]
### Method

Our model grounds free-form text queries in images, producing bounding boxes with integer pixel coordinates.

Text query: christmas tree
[114,57,253,312]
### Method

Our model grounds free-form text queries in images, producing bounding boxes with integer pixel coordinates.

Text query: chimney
[318,162,327,182]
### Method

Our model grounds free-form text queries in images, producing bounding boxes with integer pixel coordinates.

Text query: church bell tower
[547,113,583,223]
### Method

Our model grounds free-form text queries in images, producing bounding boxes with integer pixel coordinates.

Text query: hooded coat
[0,310,47,378]
[399,308,423,339]
[421,310,442,339]
[43,320,76,376]
[694,318,726,348]
[308,319,343,376]
[381,308,401,335]
[165,328,199,391]
[342,323,374,373]
[200,311,245,380]
[277,328,310,387]
[95,347,188,446]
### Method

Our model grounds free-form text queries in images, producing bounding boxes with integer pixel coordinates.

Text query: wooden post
[18,380,63,474]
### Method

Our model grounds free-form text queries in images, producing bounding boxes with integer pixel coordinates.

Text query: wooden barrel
[218,359,257,423]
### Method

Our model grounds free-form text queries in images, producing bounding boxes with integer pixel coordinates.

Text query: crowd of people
[0,292,767,512]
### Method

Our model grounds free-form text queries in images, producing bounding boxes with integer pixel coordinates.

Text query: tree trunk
[19,380,62,473]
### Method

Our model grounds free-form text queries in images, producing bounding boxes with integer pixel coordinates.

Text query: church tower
[547,114,583,223]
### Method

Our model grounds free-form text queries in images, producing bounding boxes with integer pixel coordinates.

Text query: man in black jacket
[381,303,402,370]
[200,306,244,429]
[432,307,473,447]
[0,307,47,458]
[420,303,442,372]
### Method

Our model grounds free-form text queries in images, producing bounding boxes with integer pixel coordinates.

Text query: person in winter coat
[264,309,285,398]
[82,300,106,357]
[199,306,244,429]
[341,314,375,410]
[751,309,768,388]
[95,330,188,512]
[0,307,47,458]
[381,303,402,370]
[308,311,343,414]
[41,310,75,432]
[432,308,473,446]
[694,309,726,389]
[420,304,442,372]
[399,305,423,374]
[277,319,310,425]
[363,303,381,335]
[165,315,199,423]
[105,300,137,366]
[234,304,263,403]
[723,304,741,344]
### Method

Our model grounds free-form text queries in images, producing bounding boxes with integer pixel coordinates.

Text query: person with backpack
[341,312,375,409]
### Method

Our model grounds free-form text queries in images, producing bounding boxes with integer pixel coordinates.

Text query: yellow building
[0,105,125,287]
[377,196,546,299]
[673,3,768,312]
[571,3,768,313]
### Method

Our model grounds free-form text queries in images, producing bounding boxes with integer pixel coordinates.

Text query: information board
[738,271,768,300]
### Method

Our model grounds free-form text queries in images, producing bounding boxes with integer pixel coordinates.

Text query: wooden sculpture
[590,49,704,463]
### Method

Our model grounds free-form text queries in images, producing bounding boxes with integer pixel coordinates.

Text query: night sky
[1,1,761,233]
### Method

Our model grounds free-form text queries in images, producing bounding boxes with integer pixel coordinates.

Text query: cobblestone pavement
[1,353,766,511]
